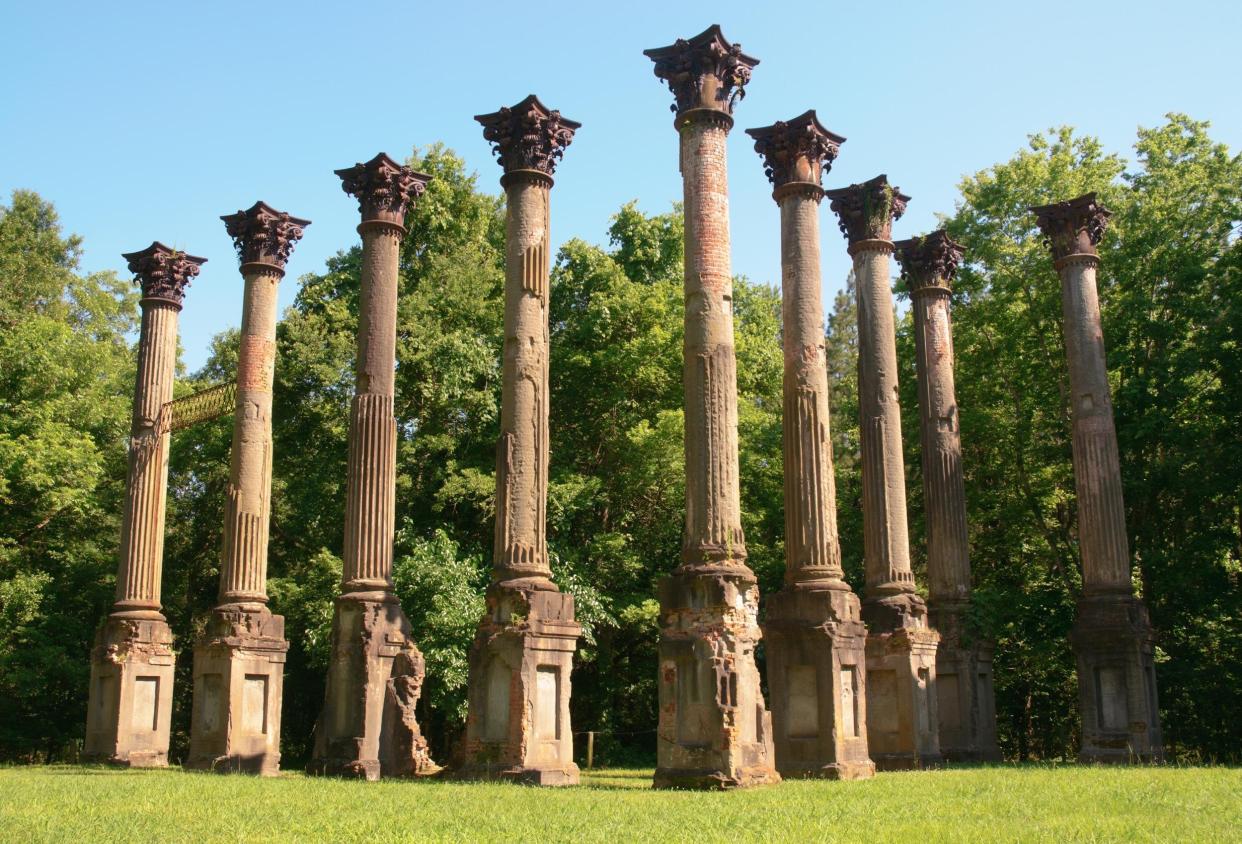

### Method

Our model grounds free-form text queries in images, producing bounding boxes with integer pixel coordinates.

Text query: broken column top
[220,201,311,272]
[475,95,580,184]
[1030,192,1111,262]
[335,152,432,229]
[895,230,965,294]
[644,24,759,121]
[746,110,845,195]
[121,241,207,308]
[825,174,910,244]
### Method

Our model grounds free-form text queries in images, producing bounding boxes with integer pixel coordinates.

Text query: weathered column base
[764,585,875,780]
[187,605,288,775]
[308,593,439,780]
[1072,594,1163,764]
[929,604,1001,763]
[863,594,943,771]
[456,584,580,786]
[83,615,175,767]
[654,570,780,790]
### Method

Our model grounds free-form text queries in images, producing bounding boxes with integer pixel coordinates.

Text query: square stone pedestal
[309,594,438,780]
[863,596,942,770]
[654,570,780,790]
[84,615,176,767]
[1072,594,1163,764]
[763,586,874,780]
[929,606,1000,763]
[187,606,288,775]
[457,585,581,785]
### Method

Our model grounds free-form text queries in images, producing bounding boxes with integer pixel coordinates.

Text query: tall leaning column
[894,231,1000,762]
[746,111,873,780]
[188,202,308,775]
[310,154,437,780]
[84,243,205,767]
[644,24,778,790]
[1030,193,1162,763]
[457,96,581,786]
[826,175,941,770]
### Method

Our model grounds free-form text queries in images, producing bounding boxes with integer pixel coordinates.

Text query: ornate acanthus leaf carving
[1030,192,1111,261]
[745,110,845,188]
[474,95,580,177]
[643,24,759,116]
[825,174,911,243]
[895,230,965,293]
[220,201,311,269]
[335,153,432,226]
[121,241,207,306]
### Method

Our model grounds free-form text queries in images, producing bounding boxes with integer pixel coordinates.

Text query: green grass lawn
[1,764,1239,843]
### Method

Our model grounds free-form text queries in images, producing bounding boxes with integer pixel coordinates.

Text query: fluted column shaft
[680,113,747,572]
[911,285,971,604]
[778,184,843,586]
[853,240,915,596]
[218,264,280,605]
[493,171,553,588]
[114,299,179,615]
[342,223,401,592]
[1058,254,1132,594]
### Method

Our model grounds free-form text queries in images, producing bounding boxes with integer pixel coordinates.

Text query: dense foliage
[0,116,1238,764]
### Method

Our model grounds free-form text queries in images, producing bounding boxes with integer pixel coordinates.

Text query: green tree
[0,191,137,759]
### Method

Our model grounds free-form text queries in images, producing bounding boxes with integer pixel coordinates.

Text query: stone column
[1030,193,1162,763]
[84,243,205,767]
[188,202,308,775]
[309,154,437,780]
[895,231,999,762]
[826,175,941,770]
[457,96,581,786]
[745,111,873,780]
[644,25,778,790]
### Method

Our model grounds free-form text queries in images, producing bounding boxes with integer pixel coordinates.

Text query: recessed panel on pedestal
[243,674,269,735]
[840,666,859,738]
[1096,666,1127,730]
[132,677,159,732]
[786,665,819,738]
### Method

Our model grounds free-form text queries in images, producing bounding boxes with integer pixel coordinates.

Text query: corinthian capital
[895,230,964,294]
[825,174,910,244]
[335,153,432,228]
[121,241,207,307]
[220,201,311,270]
[746,109,845,193]
[1030,192,1111,262]
[475,95,580,180]
[644,24,759,119]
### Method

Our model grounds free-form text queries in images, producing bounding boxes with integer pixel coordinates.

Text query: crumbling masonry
[310,154,438,780]
[187,202,308,775]
[827,176,942,770]
[84,243,206,767]
[895,230,1000,762]
[645,25,780,789]
[747,111,874,780]
[457,96,582,785]
[1031,193,1163,763]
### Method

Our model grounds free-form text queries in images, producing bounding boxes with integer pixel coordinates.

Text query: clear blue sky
[3,1,1238,371]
